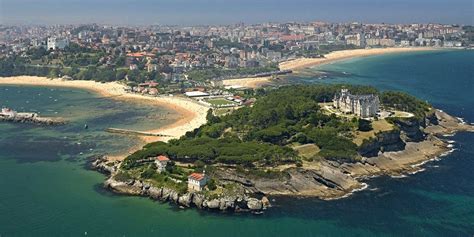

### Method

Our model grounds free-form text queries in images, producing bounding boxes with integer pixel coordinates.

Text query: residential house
[187,172,208,192]
[154,155,170,173]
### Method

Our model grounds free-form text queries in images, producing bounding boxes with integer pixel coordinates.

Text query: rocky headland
[91,109,473,213]
[90,157,270,213]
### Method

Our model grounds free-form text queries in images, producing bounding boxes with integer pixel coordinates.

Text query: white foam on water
[409,168,426,175]
[456,117,466,124]
[324,183,369,200]
[440,148,457,157]
[391,174,407,179]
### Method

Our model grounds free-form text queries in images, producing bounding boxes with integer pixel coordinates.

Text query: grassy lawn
[393,110,415,118]
[353,119,394,146]
[293,143,321,159]
[214,108,234,116]
[206,98,237,107]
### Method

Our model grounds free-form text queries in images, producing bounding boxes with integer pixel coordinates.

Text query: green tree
[358,119,373,132]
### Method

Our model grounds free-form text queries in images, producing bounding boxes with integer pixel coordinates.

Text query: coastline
[279,47,439,71]
[0,76,209,160]
[2,50,472,214]
[222,76,273,88]
[91,108,474,212]
[223,47,439,88]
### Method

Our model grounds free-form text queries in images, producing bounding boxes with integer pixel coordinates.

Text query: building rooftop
[188,172,205,181]
[155,155,170,162]
[185,91,209,97]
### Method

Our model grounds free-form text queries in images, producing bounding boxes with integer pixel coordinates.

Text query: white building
[47,37,69,50]
[154,155,170,173]
[185,91,210,97]
[333,89,380,118]
[187,172,208,192]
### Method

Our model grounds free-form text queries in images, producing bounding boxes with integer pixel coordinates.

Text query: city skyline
[1,0,472,26]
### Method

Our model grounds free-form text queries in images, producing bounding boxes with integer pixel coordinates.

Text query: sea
[0,49,473,236]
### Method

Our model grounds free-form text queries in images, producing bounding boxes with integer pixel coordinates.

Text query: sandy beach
[0,76,209,160]
[223,47,438,88]
[279,47,437,71]
[222,76,272,88]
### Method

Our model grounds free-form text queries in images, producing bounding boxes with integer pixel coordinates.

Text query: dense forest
[123,85,432,170]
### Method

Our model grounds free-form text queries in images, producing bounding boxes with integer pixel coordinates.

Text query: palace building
[333,89,380,118]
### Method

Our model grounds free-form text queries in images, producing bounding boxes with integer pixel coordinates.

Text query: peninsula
[90,84,473,213]
[1,20,472,214]
[1,46,472,214]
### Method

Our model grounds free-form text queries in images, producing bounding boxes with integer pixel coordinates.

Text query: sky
[0,0,472,26]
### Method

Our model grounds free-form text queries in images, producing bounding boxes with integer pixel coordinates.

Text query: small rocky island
[91,85,474,214]
[0,107,65,125]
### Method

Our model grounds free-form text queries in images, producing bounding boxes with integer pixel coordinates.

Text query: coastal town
[0,22,472,94]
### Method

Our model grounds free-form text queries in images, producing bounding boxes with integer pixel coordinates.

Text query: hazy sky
[1,0,472,25]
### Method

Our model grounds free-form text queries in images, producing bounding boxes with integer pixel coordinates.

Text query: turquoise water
[1,50,473,236]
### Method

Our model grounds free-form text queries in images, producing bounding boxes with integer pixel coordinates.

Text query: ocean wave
[353,183,369,192]
[408,168,426,175]
[391,174,407,179]
[440,148,457,157]
[455,117,466,124]
[324,183,369,200]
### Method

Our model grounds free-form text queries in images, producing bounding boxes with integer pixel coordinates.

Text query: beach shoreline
[280,47,439,71]
[223,47,439,88]
[0,76,209,160]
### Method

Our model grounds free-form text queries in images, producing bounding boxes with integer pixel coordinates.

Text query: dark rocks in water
[246,198,263,211]
[0,114,65,126]
[178,193,193,207]
[89,156,117,174]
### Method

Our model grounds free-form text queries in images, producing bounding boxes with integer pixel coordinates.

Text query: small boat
[84,124,88,129]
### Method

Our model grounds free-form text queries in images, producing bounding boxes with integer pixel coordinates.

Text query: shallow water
[0,50,473,236]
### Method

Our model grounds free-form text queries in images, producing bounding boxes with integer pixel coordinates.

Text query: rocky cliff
[358,130,406,157]
[90,158,268,213]
[90,109,473,214]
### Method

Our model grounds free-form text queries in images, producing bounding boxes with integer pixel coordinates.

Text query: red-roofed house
[154,155,170,173]
[188,172,208,191]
